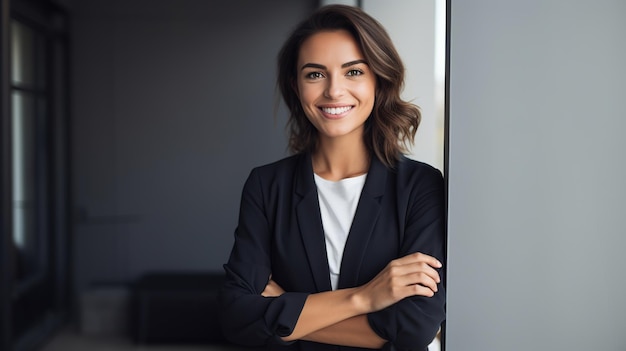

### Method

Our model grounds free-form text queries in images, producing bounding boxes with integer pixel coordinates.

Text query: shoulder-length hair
[277,4,420,168]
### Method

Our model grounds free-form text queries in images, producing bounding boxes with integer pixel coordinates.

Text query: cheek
[357,85,376,105]
[296,86,319,120]
[298,85,320,107]
[354,79,376,97]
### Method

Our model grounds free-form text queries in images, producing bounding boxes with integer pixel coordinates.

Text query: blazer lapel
[295,153,332,292]
[338,157,387,289]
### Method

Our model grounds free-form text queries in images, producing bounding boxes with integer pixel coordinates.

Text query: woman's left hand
[262,277,285,297]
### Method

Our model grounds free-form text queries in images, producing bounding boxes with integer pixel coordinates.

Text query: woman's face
[296,29,376,143]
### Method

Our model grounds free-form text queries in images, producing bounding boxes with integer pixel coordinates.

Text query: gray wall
[71,0,315,291]
[446,1,626,350]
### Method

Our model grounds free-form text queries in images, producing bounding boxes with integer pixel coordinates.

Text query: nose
[324,75,345,99]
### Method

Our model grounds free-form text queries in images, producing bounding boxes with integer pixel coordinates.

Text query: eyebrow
[300,59,368,71]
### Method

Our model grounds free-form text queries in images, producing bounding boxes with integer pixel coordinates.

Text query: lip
[318,104,354,119]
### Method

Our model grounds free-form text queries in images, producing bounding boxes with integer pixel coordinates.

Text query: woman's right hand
[262,277,285,297]
[355,252,442,312]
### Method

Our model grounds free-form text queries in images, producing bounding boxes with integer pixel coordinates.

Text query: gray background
[71,0,315,291]
[446,1,626,350]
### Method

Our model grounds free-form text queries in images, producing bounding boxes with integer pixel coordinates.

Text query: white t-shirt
[314,173,367,290]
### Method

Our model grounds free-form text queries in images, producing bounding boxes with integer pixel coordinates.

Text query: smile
[320,106,353,115]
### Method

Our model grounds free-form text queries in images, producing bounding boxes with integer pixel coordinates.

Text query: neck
[312,135,370,181]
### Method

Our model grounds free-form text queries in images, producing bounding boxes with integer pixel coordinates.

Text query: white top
[314,173,367,290]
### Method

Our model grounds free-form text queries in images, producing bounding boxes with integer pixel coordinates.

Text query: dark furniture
[132,272,225,344]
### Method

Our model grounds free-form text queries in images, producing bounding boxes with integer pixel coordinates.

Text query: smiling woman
[295,30,377,165]
[219,5,445,351]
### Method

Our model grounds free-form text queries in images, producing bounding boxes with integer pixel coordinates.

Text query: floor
[39,327,441,351]
[39,328,247,351]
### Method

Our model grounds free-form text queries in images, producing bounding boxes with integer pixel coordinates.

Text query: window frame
[2,0,71,349]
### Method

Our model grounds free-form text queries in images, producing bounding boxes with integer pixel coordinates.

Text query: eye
[346,69,364,77]
[305,71,325,79]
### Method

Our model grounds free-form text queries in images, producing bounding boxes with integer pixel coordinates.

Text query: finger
[262,284,280,297]
[406,282,436,298]
[412,252,443,268]
[406,262,441,283]
[391,262,440,291]
[411,272,439,293]
[270,279,285,292]
[394,252,442,269]
[393,270,439,293]
[387,261,441,285]
[264,279,285,296]
[262,279,278,297]
[390,281,437,299]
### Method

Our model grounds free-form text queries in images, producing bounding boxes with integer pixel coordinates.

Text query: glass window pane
[12,91,38,280]
[11,20,36,87]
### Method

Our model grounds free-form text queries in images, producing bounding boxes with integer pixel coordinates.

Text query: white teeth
[322,106,352,115]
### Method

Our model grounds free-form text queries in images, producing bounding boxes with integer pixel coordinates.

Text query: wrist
[348,286,371,315]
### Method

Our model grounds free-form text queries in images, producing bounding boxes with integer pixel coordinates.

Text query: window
[2,2,70,349]
[11,18,48,288]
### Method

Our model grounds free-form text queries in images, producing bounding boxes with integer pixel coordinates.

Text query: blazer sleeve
[219,168,309,347]
[367,165,446,351]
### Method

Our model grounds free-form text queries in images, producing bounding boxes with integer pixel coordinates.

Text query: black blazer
[219,153,445,351]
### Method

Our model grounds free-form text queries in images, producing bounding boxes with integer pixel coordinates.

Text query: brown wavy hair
[277,4,420,168]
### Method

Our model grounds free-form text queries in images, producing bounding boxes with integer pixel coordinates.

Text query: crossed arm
[261,252,442,348]
[221,164,446,349]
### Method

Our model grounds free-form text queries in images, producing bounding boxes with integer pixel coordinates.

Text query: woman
[219,5,445,351]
